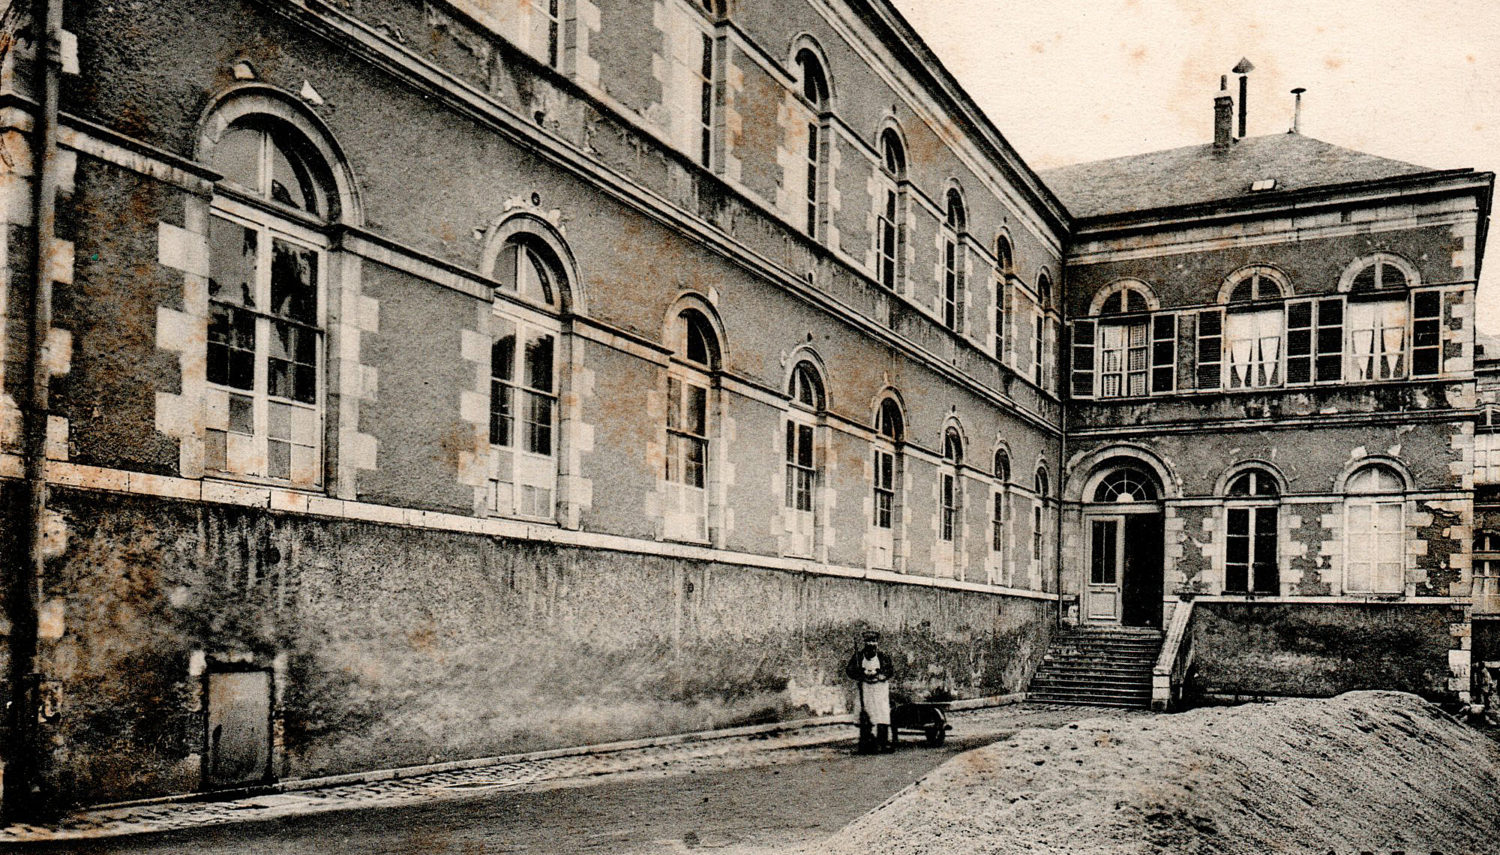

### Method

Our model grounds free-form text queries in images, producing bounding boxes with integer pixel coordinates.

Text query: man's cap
[862,631,880,642]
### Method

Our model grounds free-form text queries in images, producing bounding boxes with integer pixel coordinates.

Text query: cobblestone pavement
[0,703,1142,847]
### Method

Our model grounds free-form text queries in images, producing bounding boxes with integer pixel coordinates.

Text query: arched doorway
[1084,463,1165,628]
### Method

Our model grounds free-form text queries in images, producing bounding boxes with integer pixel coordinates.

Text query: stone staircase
[1026,626,1164,709]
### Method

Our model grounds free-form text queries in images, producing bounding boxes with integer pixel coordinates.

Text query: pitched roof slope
[1040,133,1437,220]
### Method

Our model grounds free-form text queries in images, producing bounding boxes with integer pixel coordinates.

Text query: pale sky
[891,0,1500,333]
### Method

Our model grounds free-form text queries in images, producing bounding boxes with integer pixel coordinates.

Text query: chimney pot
[1291,87,1306,134]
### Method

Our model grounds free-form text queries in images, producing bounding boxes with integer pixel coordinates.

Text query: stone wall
[1188,602,1460,703]
[28,486,1054,806]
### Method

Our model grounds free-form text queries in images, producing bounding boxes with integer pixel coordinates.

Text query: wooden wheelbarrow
[889,693,953,746]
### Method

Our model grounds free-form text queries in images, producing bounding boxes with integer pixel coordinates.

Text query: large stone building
[0,0,1489,813]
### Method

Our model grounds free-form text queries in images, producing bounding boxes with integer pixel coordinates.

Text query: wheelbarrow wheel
[924,725,946,747]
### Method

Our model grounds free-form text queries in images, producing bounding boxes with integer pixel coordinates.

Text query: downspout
[1055,383,1066,626]
[5,0,61,820]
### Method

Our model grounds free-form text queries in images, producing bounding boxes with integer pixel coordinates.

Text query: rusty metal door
[205,669,272,789]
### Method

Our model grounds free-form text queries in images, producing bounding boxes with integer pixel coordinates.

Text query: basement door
[1086,513,1165,628]
[204,669,273,789]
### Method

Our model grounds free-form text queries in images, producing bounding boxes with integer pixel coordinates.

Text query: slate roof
[1040,133,1439,221]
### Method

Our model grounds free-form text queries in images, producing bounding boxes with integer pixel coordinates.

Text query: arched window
[1223,266,1288,304]
[796,49,828,109]
[1349,257,1410,294]
[783,361,825,556]
[1093,467,1158,503]
[995,235,1014,276]
[1345,464,1405,594]
[795,48,831,240]
[940,429,963,544]
[1340,255,1420,382]
[942,188,967,331]
[494,235,559,306]
[1089,282,1155,399]
[870,397,905,570]
[993,236,1014,360]
[1033,272,1054,389]
[1218,267,1288,390]
[876,129,906,291]
[1224,468,1280,594]
[991,449,1011,581]
[1099,287,1150,316]
[664,308,721,542]
[1033,468,1050,563]
[206,117,338,487]
[487,232,566,520]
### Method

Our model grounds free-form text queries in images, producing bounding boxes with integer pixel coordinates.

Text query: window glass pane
[492,319,517,382]
[524,391,554,456]
[686,384,707,436]
[271,239,318,324]
[521,246,555,305]
[685,438,706,488]
[490,381,513,446]
[228,393,255,436]
[213,127,263,194]
[209,217,258,309]
[797,424,814,468]
[269,137,319,214]
[269,321,316,404]
[525,331,555,393]
[208,304,256,390]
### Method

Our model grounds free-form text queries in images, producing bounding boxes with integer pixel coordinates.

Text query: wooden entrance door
[1086,515,1123,622]
[1087,512,1165,628]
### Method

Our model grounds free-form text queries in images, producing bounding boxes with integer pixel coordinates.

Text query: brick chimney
[1214,75,1234,152]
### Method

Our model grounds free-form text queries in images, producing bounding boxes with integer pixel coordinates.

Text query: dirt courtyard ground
[818,692,1500,855]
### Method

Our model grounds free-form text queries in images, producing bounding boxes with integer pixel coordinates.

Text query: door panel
[206,670,272,789]
[1086,516,1122,622]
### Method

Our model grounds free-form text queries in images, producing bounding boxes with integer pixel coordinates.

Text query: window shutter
[1441,287,1467,375]
[1070,319,1096,399]
[1150,313,1176,394]
[1195,308,1223,390]
[1411,287,1443,377]
[1315,297,1344,383]
[1286,299,1313,385]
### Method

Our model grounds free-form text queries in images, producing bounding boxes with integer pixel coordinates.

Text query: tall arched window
[1345,464,1405,594]
[1217,266,1289,390]
[991,449,1011,584]
[1033,468,1050,565]
[1224,468,1279,594]
[488,232,565,520]
[665,309,721,542]
[1034,272,1053,388]
[870,397,905,570]
[942,188,967,331]
[940,428,964,545]
[1341,255,1420,382]
[795,48,830,239]
[206,117,337,487]
[876,129,906,292]
[1093,282,1153,398]
[993,235,1013,359]
[783,360,825,557]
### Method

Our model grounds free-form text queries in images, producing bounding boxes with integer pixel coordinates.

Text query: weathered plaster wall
[33,488,1053,806]
[1189,602,1459,703]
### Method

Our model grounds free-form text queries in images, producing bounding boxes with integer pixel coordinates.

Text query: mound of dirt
[818,692,1500,855]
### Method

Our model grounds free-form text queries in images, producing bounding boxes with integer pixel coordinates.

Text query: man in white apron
[844,631,895,753]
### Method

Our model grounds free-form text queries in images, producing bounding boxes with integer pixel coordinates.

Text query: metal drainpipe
[6,0,61,821]
[1055,378,1066,627]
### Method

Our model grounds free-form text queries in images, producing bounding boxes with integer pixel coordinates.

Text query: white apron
[859,655,891,725]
